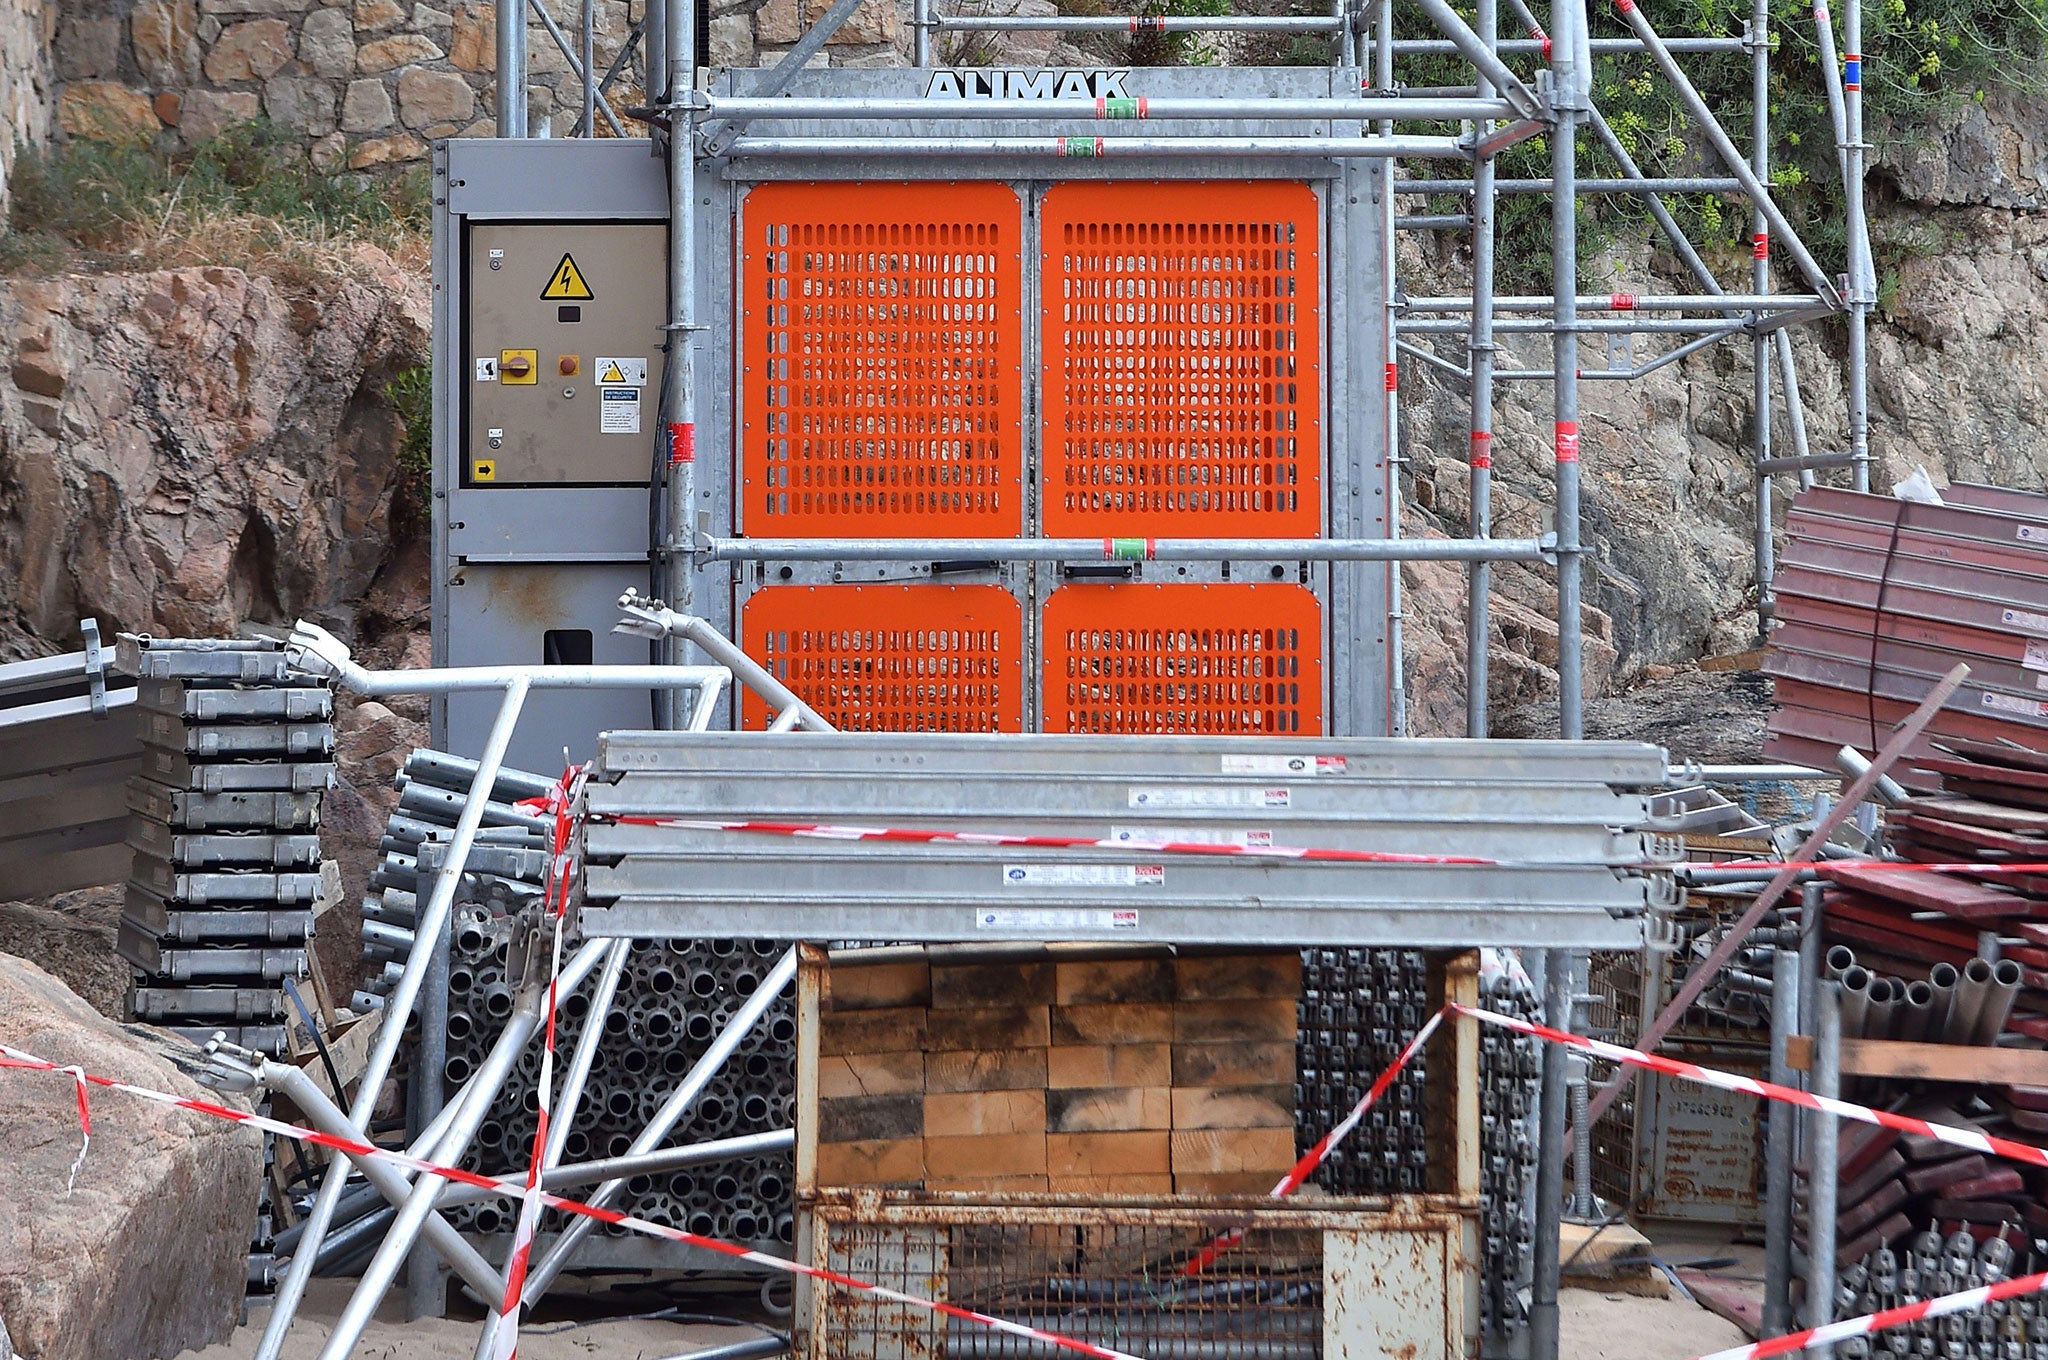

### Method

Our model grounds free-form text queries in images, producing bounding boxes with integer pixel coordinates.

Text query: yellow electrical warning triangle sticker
[541,253,594,300]
[599,360,626,384]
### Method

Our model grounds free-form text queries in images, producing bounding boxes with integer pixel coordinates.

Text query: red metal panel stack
[1764,484,2048,781]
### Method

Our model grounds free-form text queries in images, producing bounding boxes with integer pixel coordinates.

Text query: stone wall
[45,0,927,168]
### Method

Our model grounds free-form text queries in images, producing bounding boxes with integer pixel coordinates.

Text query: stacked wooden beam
[810,949,1300,1196]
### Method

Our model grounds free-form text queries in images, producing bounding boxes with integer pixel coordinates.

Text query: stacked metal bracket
[1835,1228,2043,1360]
[1297,950,1541,1345]
[114,636,333,1055]
[364,749,798,1253]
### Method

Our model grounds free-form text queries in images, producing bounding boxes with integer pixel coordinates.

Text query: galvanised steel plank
[591,731,1670,786]
[582,896,1644,950]
[585,769,1652,827]
[584,815,1651,866]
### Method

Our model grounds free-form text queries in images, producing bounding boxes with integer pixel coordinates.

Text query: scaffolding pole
[1467,0,1500,739]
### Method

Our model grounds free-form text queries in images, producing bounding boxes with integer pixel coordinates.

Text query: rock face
[0,255,430,654]
[0,951,262,1360]
[1392,149,2048,735]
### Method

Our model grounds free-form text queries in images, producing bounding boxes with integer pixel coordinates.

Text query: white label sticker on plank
[1981,691,2048,718]
[2027,638,2048,673]
[1220,754,1347,776]
[1002,864,1164,887]
[1110,825,1274,847]
[600,387,641,435]
[595,356,648,387]
[2020,525,2048,544]
[1128,786,1290,809]
[977,908,1141,932]
[2006,608,2048,636]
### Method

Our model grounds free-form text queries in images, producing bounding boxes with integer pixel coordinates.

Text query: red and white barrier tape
[0,1037,1145,1360]
[604,815,1496,865]
[1453,1002,2048,1171]
[1697,1270,2048,1360]
[1181,1007,1447,1275]
[491,766,585,1360]
[607,812,2048,884]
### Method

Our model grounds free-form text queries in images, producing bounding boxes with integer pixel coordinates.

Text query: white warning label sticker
[2005,608,2048,636]
[1110,825,1274,848]
[2019,524,2048,544]
[977,907,1141,932]
[1002,864,1164,888]
[1220,753,1347,776]
[1128,786,1290,809]
[595,357,648,387]
[1981,690,2048,718]
[2026,638,2048,673]
[600,387,641,435]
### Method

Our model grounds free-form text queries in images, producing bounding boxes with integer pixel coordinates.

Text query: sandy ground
[1559,1286,1751,1360]
[184,1279,779,1359]
[182,1277,1749,1359]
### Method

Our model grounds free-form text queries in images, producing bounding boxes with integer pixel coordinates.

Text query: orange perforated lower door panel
[739,181,1026,538]
[741,585,1024,732]
[1042,583,1324,735]
[1040,180,1323,539]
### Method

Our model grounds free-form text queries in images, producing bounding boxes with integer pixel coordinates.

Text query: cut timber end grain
[1054,956,1174,1006]
[1050,1002,1174,1045]
[1173,998,1298,1045]
[1173,1041,1297,1088]
[1046,1086,1171,1133]
[925,1048,1049,1093]
[922,1004,1050,1050]
[1050,1173,1175,1196]
[818,1051,926,1099]
[930,960,1055,1008]
[825,960,931,1011]
[1173,951,1303,1001]
[924,1132,1049,1178]
[1047,1042,1172,1090]
[816,1092,923,1144]
[1171,1085,1295,1130]
[1048,1130,1172,1178]
[927,1175,1051,1193]
[816,1137,923,1187]
[1174,1171,1283,1196]
[924,1089,1047,1138]
[1170,1127,1298,1175]
[818,1006,926,1056]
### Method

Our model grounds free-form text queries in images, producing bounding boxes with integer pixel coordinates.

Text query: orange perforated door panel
[741,585,1025,732]
[740,182,1026,538]
[1040,181,1323,539]
[1042,583,1324,735]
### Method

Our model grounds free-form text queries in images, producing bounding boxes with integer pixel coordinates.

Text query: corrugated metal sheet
[1763,487,2048,779]
[0,627,140,898]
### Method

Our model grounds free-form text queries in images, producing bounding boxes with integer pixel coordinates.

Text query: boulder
[0,262,429,652]
[0,952,262,1360]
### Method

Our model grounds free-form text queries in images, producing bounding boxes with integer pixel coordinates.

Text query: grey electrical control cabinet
[433,139,675,772]
[463,222,667,487]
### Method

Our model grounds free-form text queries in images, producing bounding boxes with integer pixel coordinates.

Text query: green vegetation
[1396,0,2048,288]
[0,120,429,278]
[385,361,435,536]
